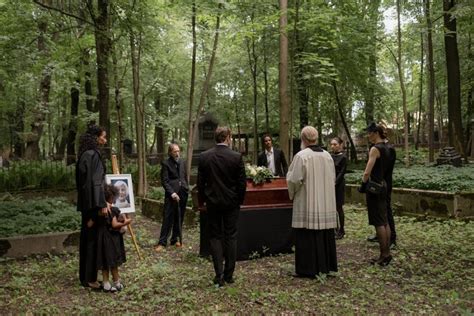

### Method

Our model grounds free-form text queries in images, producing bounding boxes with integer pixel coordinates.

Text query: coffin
[191,177,292,211]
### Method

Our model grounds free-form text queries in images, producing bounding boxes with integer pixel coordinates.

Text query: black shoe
[224,276,235,284]
[213,275,225,287]
[367,235,378,242]
[335,232,345,240]
[378,255,393,267]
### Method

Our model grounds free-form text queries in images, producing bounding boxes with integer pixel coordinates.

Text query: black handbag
[366,179,385,194]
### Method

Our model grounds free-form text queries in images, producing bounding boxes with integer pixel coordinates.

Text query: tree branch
[32,0,95,27]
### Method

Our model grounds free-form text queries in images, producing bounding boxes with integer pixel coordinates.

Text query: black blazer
[257,148,288,177]
[76,149,106,213]
[160,157,189,198]
[197,145,246,207]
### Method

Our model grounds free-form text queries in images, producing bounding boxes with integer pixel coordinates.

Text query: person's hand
[87,219,94,228]
[124,218,132,225]
[101,206,110,216]
[171,192,180,202]
[358,181,367,193]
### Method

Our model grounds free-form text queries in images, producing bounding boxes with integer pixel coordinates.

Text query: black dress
[366,143,389,227]
[331,152,346,208]
[96,207,126,270]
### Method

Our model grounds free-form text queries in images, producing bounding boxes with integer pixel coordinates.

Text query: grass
[0,205,473,314]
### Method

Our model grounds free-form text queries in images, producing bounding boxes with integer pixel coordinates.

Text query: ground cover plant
[0,195,80,238]
[345,164,474,193]
[1,205,472,314]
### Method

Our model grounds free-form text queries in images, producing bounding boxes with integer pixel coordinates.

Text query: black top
[161,157,189,198]
[257,147,288,177]
[370,143,389,184]
[331,152,347,187]
[75,149,106,215]
[384,142,396,191]
[197,145,247,207]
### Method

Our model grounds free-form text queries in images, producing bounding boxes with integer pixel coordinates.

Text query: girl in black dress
[97,184,131,292]
[361,123,392,266]
[330,137,347,239]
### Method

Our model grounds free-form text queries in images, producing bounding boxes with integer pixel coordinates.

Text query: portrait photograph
[105,174,136,213]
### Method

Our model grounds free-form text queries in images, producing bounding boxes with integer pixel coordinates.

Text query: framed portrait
[105,174,136,213]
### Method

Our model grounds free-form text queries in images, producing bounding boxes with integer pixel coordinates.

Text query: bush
[345,164,474,193]
[0,195,80,238]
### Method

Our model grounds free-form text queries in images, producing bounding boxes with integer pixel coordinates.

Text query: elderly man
[197,126,247,287]
[287,126,338,277]
[155,143,189,252]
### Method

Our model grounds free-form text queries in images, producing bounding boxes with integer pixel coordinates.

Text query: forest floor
[1,205,473,314]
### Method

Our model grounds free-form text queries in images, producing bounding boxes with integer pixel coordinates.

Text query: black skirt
[366,191,388,227]
[294,228,338,277]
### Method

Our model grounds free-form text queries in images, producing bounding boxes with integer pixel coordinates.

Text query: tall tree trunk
[246,25,259,164]
[279,0,290,160]
[425,0,435,162]
[112,42,125,169]
[12,100,25,158]
[187,3,222,182]
[396,0,410,166]
[130,33,147,196]
[263,29,270,134]
[90,0,111,154]
[294,0,309,129]
[153,95,165,157]
[186,0,197,183]
[333,81,357,162]
[415,31,424,150]
[365,0,380,124]
[25,17,52,160]
[443,0,466,159]
[65,81,80,165]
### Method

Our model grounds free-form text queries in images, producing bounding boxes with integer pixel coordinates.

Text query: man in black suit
[257,134,288,177]
[155,143,189,252]
[197,126,247,287]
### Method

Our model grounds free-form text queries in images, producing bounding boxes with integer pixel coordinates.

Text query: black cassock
[76,149,106,285]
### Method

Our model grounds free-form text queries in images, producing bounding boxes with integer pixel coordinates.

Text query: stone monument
[192,112,219,166]
[436,147,462,167]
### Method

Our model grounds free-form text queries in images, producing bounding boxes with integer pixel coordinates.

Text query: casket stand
[192,178,294,260]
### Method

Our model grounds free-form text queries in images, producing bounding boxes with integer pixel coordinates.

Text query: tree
[424,0,435,162]
[279,0,290,160]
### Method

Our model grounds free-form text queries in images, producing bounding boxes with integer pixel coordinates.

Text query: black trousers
[158,191,188,246]
[386,190,397,242]
[79,211,98,285]
[207,204,239,278]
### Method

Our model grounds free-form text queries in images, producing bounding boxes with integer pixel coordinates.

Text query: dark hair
[331,136,343,145]
[104,183,119,203]
[366,122,387,139]
[262,134,272,143]
[77,124,105,159]
[215,126,231,143]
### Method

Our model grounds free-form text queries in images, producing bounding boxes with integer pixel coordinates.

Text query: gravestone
[436,147,462,167]
[192,112,219,166]
[123,139,133,155]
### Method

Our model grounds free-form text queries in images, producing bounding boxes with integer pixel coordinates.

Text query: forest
[0,0,473,194]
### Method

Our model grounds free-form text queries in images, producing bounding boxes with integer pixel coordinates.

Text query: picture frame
[105,174,136,213]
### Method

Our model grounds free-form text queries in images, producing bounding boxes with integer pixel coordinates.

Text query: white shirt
[265,148,276,175]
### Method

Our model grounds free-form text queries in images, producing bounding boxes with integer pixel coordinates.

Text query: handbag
[366,178,385,194]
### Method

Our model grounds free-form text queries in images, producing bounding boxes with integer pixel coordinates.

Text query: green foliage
[0,161,75,192]
[245,164,273,184]
[121,163,161,186]
[345,164,474,193]
[0,196,79,238]
[147,186,165,200]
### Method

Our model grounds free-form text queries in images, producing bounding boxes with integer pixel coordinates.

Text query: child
[96,184,131,292]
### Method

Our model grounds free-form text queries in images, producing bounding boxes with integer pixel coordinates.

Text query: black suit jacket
[76,149,106,214]
[257,148,288,177]
[161,157,189,198]
[197,145,246,207]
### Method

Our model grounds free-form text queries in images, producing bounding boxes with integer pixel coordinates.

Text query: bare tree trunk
[279,0,290,159]
[365,0,380,125]
[187,3,222,183]
[263,29,270,134]
[185,0,197,183]
[25,17,52,160]
[415,31,424,150]
[396,0,410,166]
[333,81,357,162]
[153,95,165,157]
[112,43,125,169]
[294,0,309,129]
[65,81,79,165]
[425,0,435,162]
[130,33,147,196]
[443,0,466,160]
[246,23,259,164]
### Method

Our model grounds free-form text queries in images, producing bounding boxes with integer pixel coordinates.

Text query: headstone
[192,112,218,166]
[123,139,133,155]
[436,147,462,167]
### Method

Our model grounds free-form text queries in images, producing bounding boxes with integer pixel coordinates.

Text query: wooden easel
[111,155,143,260]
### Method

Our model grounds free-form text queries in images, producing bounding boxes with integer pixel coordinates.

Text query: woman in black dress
[97,184,131,292]
[361,123,392,266]
[76,124,108,288]
[330,137,347,239]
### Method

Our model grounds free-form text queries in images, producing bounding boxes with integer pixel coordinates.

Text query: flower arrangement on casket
[245,164,274,184]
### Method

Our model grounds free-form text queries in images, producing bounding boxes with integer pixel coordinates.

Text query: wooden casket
[192,177,294,260]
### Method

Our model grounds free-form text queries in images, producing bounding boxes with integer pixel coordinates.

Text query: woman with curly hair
[76,124,108,289]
